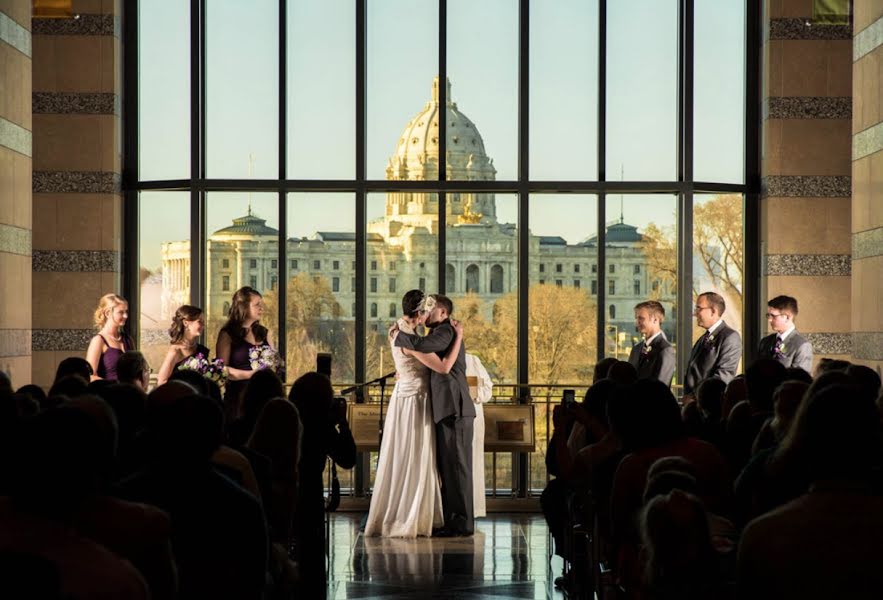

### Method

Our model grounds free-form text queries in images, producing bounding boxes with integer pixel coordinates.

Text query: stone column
[0,1,33,386]
[852,1,883,371]
[761,1,853,370]
[31,4,122,387]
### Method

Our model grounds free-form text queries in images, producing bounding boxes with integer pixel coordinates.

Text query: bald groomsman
[627,300,676,386]
[758,295,813,374]
[683,292,742,398]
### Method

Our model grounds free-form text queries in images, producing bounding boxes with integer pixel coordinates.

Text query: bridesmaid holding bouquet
[156,305,210,386]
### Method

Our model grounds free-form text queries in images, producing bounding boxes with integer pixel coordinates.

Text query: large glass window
[132,0,755,496]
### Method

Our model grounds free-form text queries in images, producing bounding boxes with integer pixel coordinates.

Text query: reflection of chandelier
[458,196,483,225]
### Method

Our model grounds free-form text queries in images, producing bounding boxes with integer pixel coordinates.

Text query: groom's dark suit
[627,332,676,386]
[683,320,742,396]
[395,320,475,535]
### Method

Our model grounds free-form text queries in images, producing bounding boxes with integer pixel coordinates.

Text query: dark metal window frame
[123,0,761,496]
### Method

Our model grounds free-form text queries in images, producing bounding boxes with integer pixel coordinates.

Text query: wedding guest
[156,305,209,386]
[54,357,93,384]
[683,292,742,399]
[627,300,676,386]
[216,287,273,424]
[86,294,134,382]
[758,296,813,374]
[117,351,151,392]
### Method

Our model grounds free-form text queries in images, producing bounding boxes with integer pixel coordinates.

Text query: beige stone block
[853,155,871,228]
[32,36,116,93]
[863,149,883,231]
[826,40,852,97]
[0,252,31,328]
[855,0,883,35]
[0,0,32,29]
[860,51,880,134]
[32,272,106,329]
[851,256,883,331]
[854,55,865,136]
[766,119,851,176]
[0,147,30,230]
[32,114,117,172]
[30,351,56,389]
[0,42,32,131]
[768,0,814,18]
[73,0,122,15]
[763,197,852,253]
[32,193,56,250]
[766,275,851,333]
[0,147,13,226]
[772,40,851,98]
[101,193,121,251]
[1,356,33,389]
[766,40,785,98]
[33,193,119,251]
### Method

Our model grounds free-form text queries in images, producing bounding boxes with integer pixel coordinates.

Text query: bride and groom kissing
[364,289,475,538]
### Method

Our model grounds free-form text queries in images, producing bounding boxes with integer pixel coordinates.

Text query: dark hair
[48,375,89,402]
[608,360,638,385]
[241,369,285,422]
[770,380,809,439]
[583,379,617,425]
[815,358,851,376]
[117,351,149,384]
[846,364,882,402]
[288,371,334,424]
[401,289,424,318]
[169,368,210,396]
[745,358,787,413]
[16,384,48,409]
[169,305,203,344]
[431,294,454,316]
[783,367,813,384]
[54,357,93,383]
[609,380,684,450]
[634,300,665,321]
[593,357,618,383]
[698,291,726,316]
[149,394,223,466]
[696,377,726,418]
[220,286,268,344]
[768,295,798,315]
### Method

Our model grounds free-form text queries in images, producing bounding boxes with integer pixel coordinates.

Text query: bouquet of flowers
[249,344,283,378]
[177,353,228,386]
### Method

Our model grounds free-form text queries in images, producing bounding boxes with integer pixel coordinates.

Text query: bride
[365,290,464,538]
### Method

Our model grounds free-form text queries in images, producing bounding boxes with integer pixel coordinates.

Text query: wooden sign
[347,404,384,451]
[483,404,535,453]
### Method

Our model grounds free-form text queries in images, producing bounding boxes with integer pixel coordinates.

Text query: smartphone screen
[562,389,576,408]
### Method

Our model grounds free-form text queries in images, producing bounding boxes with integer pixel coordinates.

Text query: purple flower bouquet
[249,344,284,379]
[177,353,228,386]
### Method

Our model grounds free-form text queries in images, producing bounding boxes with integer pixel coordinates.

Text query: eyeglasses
[693,305,712,313]
[766,312,786,320]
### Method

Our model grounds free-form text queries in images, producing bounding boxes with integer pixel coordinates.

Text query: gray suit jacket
[683,320,742,395]
[394,321,475,424]
[627,333,676,387]
[758,330,813,374]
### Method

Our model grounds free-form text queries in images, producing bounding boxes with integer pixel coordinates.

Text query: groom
[393,293,475,536]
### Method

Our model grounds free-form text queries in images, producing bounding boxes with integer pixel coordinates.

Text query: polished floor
[327,513,567,599]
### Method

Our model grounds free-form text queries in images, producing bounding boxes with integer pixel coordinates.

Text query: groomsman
[683,292,742,398]
[758,295,813,374]
[627,300,675,386]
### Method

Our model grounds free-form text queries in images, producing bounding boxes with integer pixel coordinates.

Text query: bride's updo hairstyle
[169,305,203,344]
[401,289,425,318]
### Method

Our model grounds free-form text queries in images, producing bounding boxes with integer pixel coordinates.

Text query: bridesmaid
[156,305,209,386]
[216,286,273,424]
[86,293,133,382]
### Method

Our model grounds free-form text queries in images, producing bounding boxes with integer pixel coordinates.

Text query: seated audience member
[783,367,813,385]
[0,370,11,395]
[570,380,621,485]
[228,369,285,447]
[99,383,148,479]
[738,382,883,600]
[641,490,732,600]
[594,357,619,383]
[608,360,639,385]
[814,357,851,377]
[47,375,89,404]
[846,364,882,403]
[16,384,48,410]
[115,394,268,600]
[724,359,786,473]
[117,351,151,392]
[54,357,93,385]
[733,381,809,524]
[289,372,356,594]
[4,404,171,599]
[695,377,727,450]
[682,400,704,439]
[720,376,748,422]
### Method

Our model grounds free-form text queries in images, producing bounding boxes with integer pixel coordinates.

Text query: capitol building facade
[159,78,676,356]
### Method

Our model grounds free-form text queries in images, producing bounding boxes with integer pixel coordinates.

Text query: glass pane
[528,194,598,493]
[530,0,599,180]
[367,0,437,180]
[604,195,678,369]
[606,0,677,181]
[364,192,439,382]
[139,192,190,373]
[288,0,355,179]
[205,193,280,356]
[286,193,356,383]
[138,1,189,180]
[694,0,745,183]
[528,194,599,383]
[445,193,518,385]
[693,193,743,340]
[206,0,279,178]
[447,0,517,181]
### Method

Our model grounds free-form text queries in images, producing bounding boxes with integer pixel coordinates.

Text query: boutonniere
[641,344,652,356]
[704,334,716,348]
[773,338,786,359]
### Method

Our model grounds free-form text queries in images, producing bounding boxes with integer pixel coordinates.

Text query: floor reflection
[328,514,565,600]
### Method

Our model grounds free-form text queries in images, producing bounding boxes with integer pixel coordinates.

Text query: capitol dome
[211,207,279,239]
[387,77,496,182]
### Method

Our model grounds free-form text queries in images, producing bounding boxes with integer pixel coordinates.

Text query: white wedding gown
[364,320,444,538]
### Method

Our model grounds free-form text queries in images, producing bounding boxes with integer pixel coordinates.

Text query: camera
[562,389,576,409]
[317,352,332,378]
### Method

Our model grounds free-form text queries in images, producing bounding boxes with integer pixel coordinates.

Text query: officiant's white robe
[466,353,493,518]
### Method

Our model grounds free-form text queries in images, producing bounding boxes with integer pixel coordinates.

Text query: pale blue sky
[138,0,745,269]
